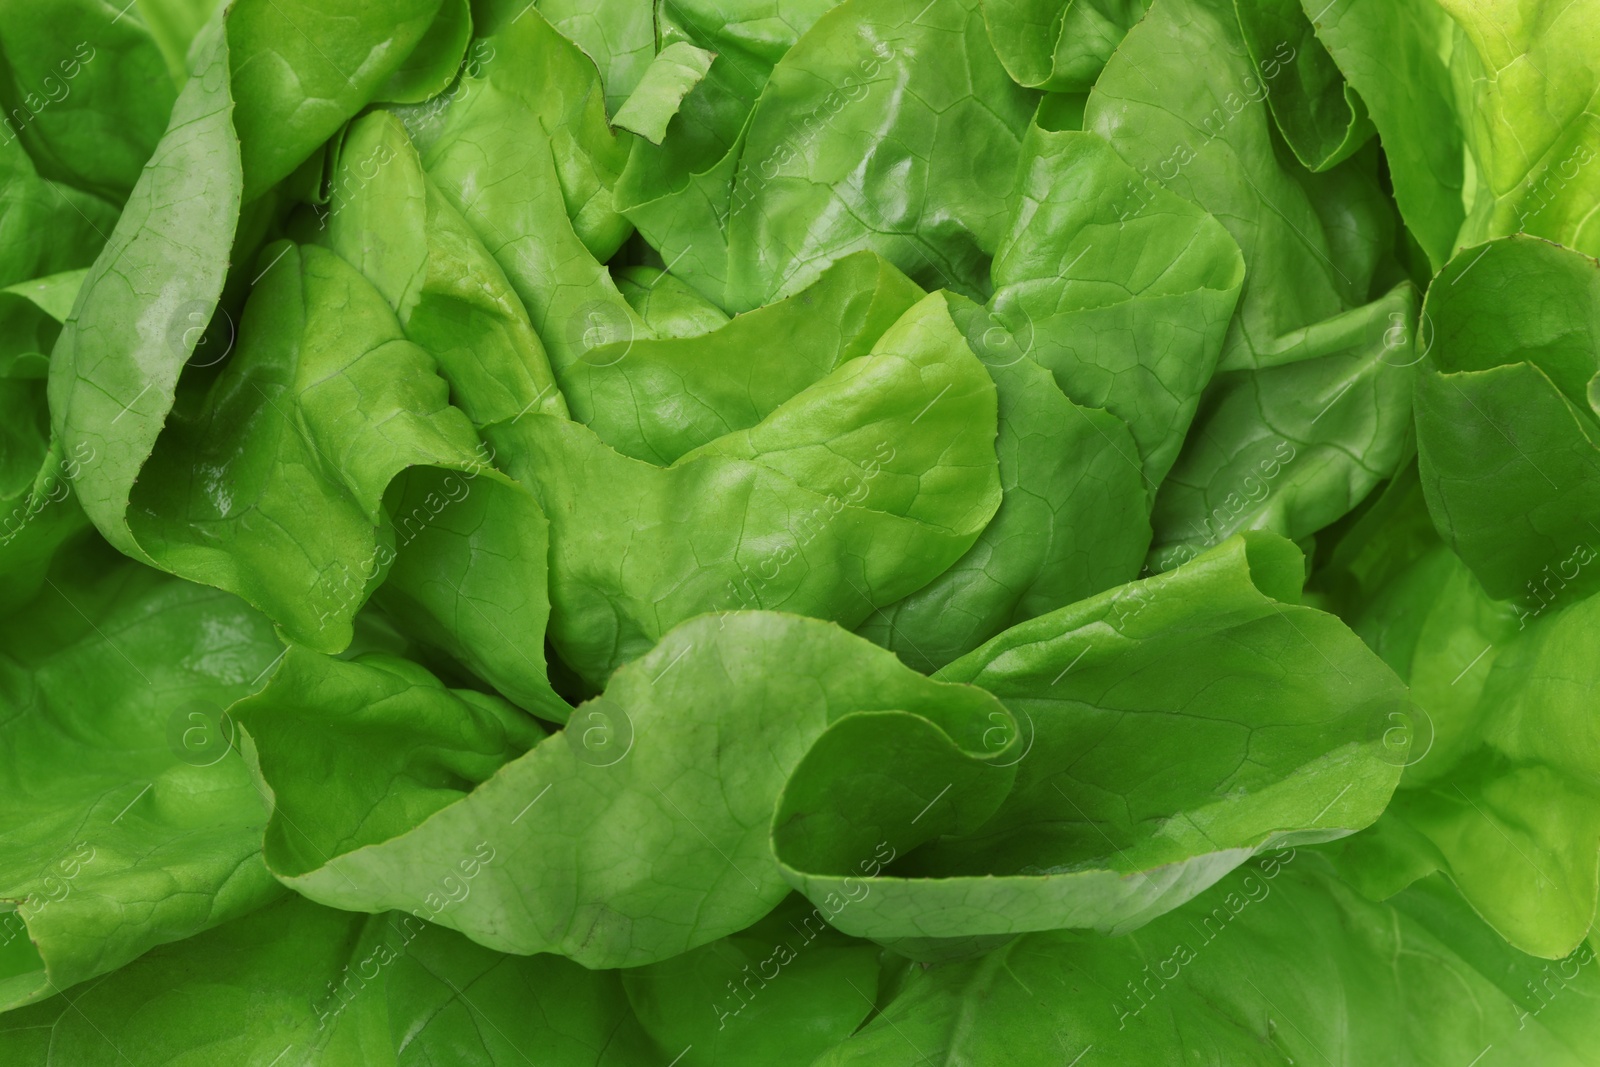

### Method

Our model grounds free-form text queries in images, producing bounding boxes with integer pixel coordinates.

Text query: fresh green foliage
[818,857,1600,1065]
[2,0,1598,1062]
[984,0,1152,91]
[0,541,283,1011]
[611,42,718,145]
[1414,237,1600,605]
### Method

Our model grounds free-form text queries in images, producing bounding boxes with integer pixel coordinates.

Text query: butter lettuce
[6,0,1599,1061]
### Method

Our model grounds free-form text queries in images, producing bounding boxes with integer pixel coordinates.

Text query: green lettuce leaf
[1306,0,1600,264]
[815,856,1600,1065]
[783,533,1407,954]
[1087,0,1417,569]
[48,57,564,712]
[1412,0,1590,251]
[374,0,471,105]
[125,241,561,714]
[235,611,1013,968]
[1148,282,1416,569]
[0,132,116,290]
[1089,0,1398,372]
[538,0,658,111]
[621,894,884,1067]
[0,270,91,610]
[0,893,658,1064]
[489,291,1001,684]
[1233,0,1375,172]
[722,0,1037,310]
[989,123,1244,492]
[413,4,640,374]
[226,0,443,196]
[1414,236,1600,605]
[320,109,569,426]
[858,293,1153,671]
[614,264,732,338]
[135,0,225,85]
[612,42,718,145]
[612,0,843,303]
[982,0,1151,91]
[236,533,1408,976]
[0,542,283,1011]
[0,0,177,201]
[48,17,241,573]
[563,250,922,465]
[1336,543,1600,959]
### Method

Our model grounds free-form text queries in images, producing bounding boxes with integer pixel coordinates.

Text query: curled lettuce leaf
[1414,236,1600,605]
[49,13,554,706]
[49,19,242,575]
[235,612,1014,968]
[235,533,1405,975]
[320,109,569,426]
[539,0,659,111]
[1293,0,1462,268]
[125,241,560,712]
[787,533,1406,955]
[612,42,718,145]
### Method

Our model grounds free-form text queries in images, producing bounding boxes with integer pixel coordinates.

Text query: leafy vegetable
[983,0,1151,91]
[6,0,1599,1060]
[1308,0,1600,263]
[818,856,1600,1065]
[1087,0,1418,569]
[236,611,1016,967]
[611,42,718,145]
[0,0,177,201]
[857,292,1153,670]
[227,0,444,196]
[1414,236,1600,605]
[0,542,282,1012]
[722,0,1037,310]
[821,533,1406,953]
[491,291,1003,684]
[0,893,659,1064]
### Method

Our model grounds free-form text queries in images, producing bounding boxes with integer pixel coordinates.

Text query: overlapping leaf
[0,544,283,1011]
[1087,0,1417,569]
[489,291,1002,684]
[4,0,1596,1061]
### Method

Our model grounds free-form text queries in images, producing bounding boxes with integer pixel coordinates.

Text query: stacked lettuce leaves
[2,0,1599,1063]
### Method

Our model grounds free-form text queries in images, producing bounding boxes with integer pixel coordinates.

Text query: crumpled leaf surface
[5,0,1598,1059]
